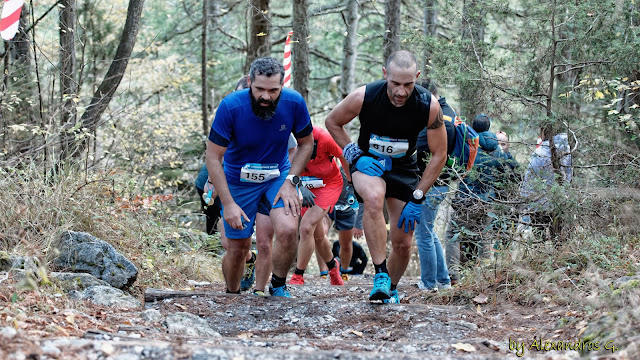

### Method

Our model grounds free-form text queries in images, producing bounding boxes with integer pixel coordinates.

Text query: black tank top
[358,80,432,163]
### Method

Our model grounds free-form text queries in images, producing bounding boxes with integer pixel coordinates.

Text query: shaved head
[383,50,420,107]
[386,50,417,70]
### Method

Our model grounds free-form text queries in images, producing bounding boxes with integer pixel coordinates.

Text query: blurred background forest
[0,0,639,292]
[1,1,640,354]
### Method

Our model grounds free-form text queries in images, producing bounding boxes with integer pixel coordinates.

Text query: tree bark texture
[13,4,32,66]
[383,0,401,64]
[422,0,437,76]
[458,0,486,119]
[74,0,145,157]
[292,0,309,101]
[340,0,359,99]
[201,0,209,137]
[246,0,272,72]
[59,0,77,159]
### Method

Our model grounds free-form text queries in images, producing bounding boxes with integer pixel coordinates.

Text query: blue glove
[355,156,384,177]
[300,186,316,207]
[397,201,421,233]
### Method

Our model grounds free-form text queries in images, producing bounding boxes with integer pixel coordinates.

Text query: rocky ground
[0,272,608,360]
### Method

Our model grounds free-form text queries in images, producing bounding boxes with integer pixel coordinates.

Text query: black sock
[271,274,286,288]
[374,259,388,274]
[326,258,336,269]
[294,267,305,276]
[246,251,256,264]
[226,288,240,294]
[390,283,397,291]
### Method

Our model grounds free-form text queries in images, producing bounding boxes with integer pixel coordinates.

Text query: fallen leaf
[175,303,187,310]
[53,324,69,336]
[65,314,75,325]
[578,326,587,337]
[99,326,115,333]
[575,320,588,329]
[350,329,363,337]
[452,342,476,352]
[473,293,489,304]
[237,332,253,339]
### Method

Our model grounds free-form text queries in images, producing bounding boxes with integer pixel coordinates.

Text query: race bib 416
[369,134,409,158]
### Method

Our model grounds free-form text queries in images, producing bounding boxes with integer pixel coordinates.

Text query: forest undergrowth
[0,160,638,356]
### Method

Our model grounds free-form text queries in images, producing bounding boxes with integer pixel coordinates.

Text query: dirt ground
[0,273,603,359]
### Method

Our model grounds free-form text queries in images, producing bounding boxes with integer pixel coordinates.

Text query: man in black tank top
[325,50,448,304]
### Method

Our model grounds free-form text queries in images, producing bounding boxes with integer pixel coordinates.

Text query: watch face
[291,175,300,185]
[413,189,423,199]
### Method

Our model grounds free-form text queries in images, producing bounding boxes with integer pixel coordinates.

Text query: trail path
[1,274,588,359]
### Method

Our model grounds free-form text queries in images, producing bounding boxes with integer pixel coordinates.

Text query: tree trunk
[340,0,359,99]
[422,0,437,77]
[383,0,401,63]
[13,4,31,66]
[292,0,309,101]
[71,0,145,158]
[59,0,77,160]
[458,0,485,119]
[245,0,272,72]
[201,0,209,137]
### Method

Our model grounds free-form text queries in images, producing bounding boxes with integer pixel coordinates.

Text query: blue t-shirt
[196,133,298,190]
[209,88,311,184]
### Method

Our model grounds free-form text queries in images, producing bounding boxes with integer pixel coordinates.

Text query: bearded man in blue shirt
[205,57,314,297]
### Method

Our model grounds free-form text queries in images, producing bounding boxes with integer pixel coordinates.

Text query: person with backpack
[415,80,479,291]
[444,114,512,282]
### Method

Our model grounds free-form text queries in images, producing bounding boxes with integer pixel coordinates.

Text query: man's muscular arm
[416,95,447,194]
[325,86,365,148]
[206,140,249,229]
[427,108,444,129]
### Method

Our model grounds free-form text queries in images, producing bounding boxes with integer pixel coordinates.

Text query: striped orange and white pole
[283,31,293,88]
[0,0,24,41]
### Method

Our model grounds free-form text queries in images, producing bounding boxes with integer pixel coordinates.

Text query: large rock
[54,231,138,289]
[0,251,11,271]
[9,255,41,272]
[70,285,141,309]
[50,272,109,292]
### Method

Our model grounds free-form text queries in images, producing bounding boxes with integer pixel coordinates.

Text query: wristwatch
[412,189,425,203]
[286,174,301,187]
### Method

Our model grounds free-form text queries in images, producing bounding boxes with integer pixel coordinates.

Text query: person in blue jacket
[444,114,513,281]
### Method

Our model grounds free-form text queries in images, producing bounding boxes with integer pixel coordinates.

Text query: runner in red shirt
[290,127,350,286]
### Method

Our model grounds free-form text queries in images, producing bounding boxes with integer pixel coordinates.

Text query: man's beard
[250,91,280,120]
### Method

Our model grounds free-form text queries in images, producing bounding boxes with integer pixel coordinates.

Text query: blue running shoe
[319,270,328,278]
[240,250,257,291]
[269,285,292,297]
[369,272,391,302]
[384,289,399,304]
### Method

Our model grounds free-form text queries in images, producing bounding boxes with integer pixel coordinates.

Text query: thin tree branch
[23,0,63,34]
[310,48,341,66]
[554,60,613,76]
